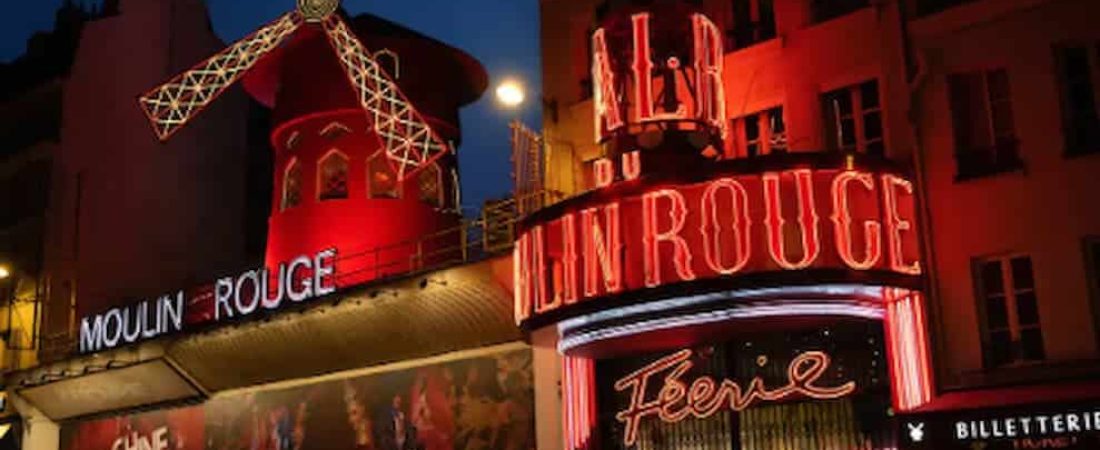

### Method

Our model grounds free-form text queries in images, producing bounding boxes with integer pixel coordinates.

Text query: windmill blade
[139,12,304,141]
[321,14,451,181]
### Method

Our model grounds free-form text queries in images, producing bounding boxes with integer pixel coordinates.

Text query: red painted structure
[242,14,487,287]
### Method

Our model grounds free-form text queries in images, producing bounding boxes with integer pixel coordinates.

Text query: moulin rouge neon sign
[513,167,921,325]
[615,349,857,446]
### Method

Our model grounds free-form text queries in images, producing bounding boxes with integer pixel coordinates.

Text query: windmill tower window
[418,163,443,207]
[282,159,303,211]
[318,150,349,200]
[368,152,400,199]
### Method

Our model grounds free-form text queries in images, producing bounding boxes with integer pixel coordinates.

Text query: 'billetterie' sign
[514,165,922,326]
[79,249,337,354]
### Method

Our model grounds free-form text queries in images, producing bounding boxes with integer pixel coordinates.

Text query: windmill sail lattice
[138,12,303,141]
[321,15,451,179]
[137,4,452,181]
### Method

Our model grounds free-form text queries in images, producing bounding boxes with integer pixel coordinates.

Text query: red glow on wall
[883,288,934,411]
[514,168,922,325]
[563,356,597,450]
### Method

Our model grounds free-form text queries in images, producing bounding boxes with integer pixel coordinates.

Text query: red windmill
[139,0,486,286]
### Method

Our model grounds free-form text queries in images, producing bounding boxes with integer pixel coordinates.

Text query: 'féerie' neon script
[614,349,857,446]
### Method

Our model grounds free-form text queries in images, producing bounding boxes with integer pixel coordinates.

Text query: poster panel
[61,348,533,450]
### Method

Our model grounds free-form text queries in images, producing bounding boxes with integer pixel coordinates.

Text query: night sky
[0,0,541,212]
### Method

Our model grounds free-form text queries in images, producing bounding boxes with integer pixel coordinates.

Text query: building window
[318,150,349,201]
[811,0,869,23]
[285,131,301,151]
[1054,45,1100,157]
[730,106,786,158]
[368,152,399,199]
[975,256,1044,368]
[729,0,776,50]
[319,122,351,141]
[948,69,1021,180]
[374,49,400,79]
[823,80,884,156]
[281,159,302,211]
[418,163,444,207]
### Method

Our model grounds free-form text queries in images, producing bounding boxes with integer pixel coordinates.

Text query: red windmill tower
[138,0,486,286]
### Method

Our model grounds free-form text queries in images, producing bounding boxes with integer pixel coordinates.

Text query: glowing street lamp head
[298,0,340,22]
[496,79,526,108]
[0,266,9,280]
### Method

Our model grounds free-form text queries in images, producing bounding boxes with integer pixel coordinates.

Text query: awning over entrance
[12,344,201,420]
[10,257,518,420]
[167,257,518,392]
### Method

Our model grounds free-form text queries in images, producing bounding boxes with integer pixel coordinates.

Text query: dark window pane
[866,141,885,157]
[949,72,992,152]
[1020,328,1045,360]
[986,70,1011,102]
[988,330,1013,367]
[1057,47,1100,155]
[812,0,869,23]
[1092,241,1100,282]
[1061,47,1090,81]
[1011,257,1034,289]
[860,80,880,109]
[840,118,857,148]
[1016,292,1039,325]
[981,261,1005,295]
[744,114,760,141]
[864,111,883,140]
[747,143,760,158]
[833,93,853,116]
[986,297,1008,329]
[991,102,1015,138]
[769,107,786,132]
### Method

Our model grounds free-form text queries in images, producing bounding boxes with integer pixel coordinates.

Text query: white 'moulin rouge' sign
[79,249,337,354]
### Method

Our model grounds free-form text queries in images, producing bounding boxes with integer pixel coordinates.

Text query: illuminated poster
[61,348,534,450]
[60,406,205,450]
[595,323,895,449]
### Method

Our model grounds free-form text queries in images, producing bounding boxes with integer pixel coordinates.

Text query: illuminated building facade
[2,0,1099,449]
[525,0,1100,449]
[3,2,530,449]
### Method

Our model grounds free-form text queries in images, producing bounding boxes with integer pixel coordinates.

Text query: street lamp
[0,266,9,280]
[495,79,525,108]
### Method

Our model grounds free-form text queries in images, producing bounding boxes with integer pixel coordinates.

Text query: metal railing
[30,193,544,364]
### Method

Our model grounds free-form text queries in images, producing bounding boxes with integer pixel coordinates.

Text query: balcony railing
[34,193,540,364]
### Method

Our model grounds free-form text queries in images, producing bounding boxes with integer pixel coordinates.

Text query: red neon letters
[591,28,623,140]
[643,189,696,287]
[831,171,883,270]
[614,348,857,446]
[514,169,921,324]
[763,170,821,270]
[592,13,727,142]
[581,203,623,297]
